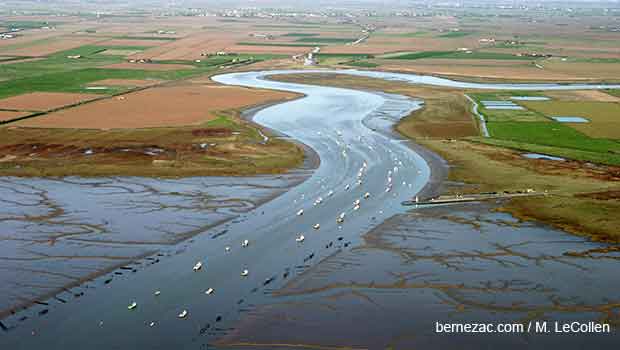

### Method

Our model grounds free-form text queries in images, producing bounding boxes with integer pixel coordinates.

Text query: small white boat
[296,235,305,242]
[225,246,231,252]
[128,301,137,310]
[241,269,249,277]
[386,186,391,193]
[339,212,345,219]
[297,209,304,216]
[344,184,350,191]
[354,199,361,206]
[154,290,161,296]
[149,321,156,327]
[327,190,334,197]
[337,217,344,224]
[205,288,214,295]
[178,310,188,318]
[193,261,202,271]
[363,192,370,199]
[357,179,362,185]
[241,239,249,248]
[313,223,320,230]
[353,204,360,211]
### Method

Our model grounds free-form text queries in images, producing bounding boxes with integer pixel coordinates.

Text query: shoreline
[0,98,320,321]
[240,95,321,172]
[0,75,448,323]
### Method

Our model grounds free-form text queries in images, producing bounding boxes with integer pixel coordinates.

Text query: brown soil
[544,90,620,102]
[0,92,100,112]
[97,39,169,47]
[17,85,297,129]
[128,32,244,61]
[0,36,105,56]
[0,110,29,122]
[575,190,620,201]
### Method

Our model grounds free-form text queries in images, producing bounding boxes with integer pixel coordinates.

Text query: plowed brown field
[0,110,29,122]
[0,92,100,111]
[17,85,297,129]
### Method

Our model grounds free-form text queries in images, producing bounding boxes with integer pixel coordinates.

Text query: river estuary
[1,70,619,349]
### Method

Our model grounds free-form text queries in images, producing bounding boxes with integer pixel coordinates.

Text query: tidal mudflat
[218,203,620,349]
[0,173,308,318]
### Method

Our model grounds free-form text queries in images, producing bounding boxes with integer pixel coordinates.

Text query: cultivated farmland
[16,84,298,129]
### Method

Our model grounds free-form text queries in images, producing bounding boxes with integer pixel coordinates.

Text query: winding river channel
[1,70,620,349]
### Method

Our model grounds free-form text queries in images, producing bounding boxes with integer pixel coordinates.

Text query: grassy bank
[0,108,304,177]
[270,73,620,242]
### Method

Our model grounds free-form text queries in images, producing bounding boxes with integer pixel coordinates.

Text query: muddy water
[219,204,620,349]
[0,174,308,316]
[1,70,620,349]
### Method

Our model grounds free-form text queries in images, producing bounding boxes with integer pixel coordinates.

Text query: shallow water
[2,69,619,349]
[552,116,590,123]
[522,153,566,161]
[511,96,550,101]
[219,204,620,349]
[0,175,308,315]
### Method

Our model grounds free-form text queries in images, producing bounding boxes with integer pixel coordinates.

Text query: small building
[304,52,317,66]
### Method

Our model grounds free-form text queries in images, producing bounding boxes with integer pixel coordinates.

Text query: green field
[474,137,620,166]
[0,46,268,99]
[343,60,379,68]
[487,121,620,154]
[0,46,125,82]
[0,20,60,29]
[521,100,620,139]
[111,36,177,41]
[468,92,550,122]
[468,92,620,165]
[482,108,548,122]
